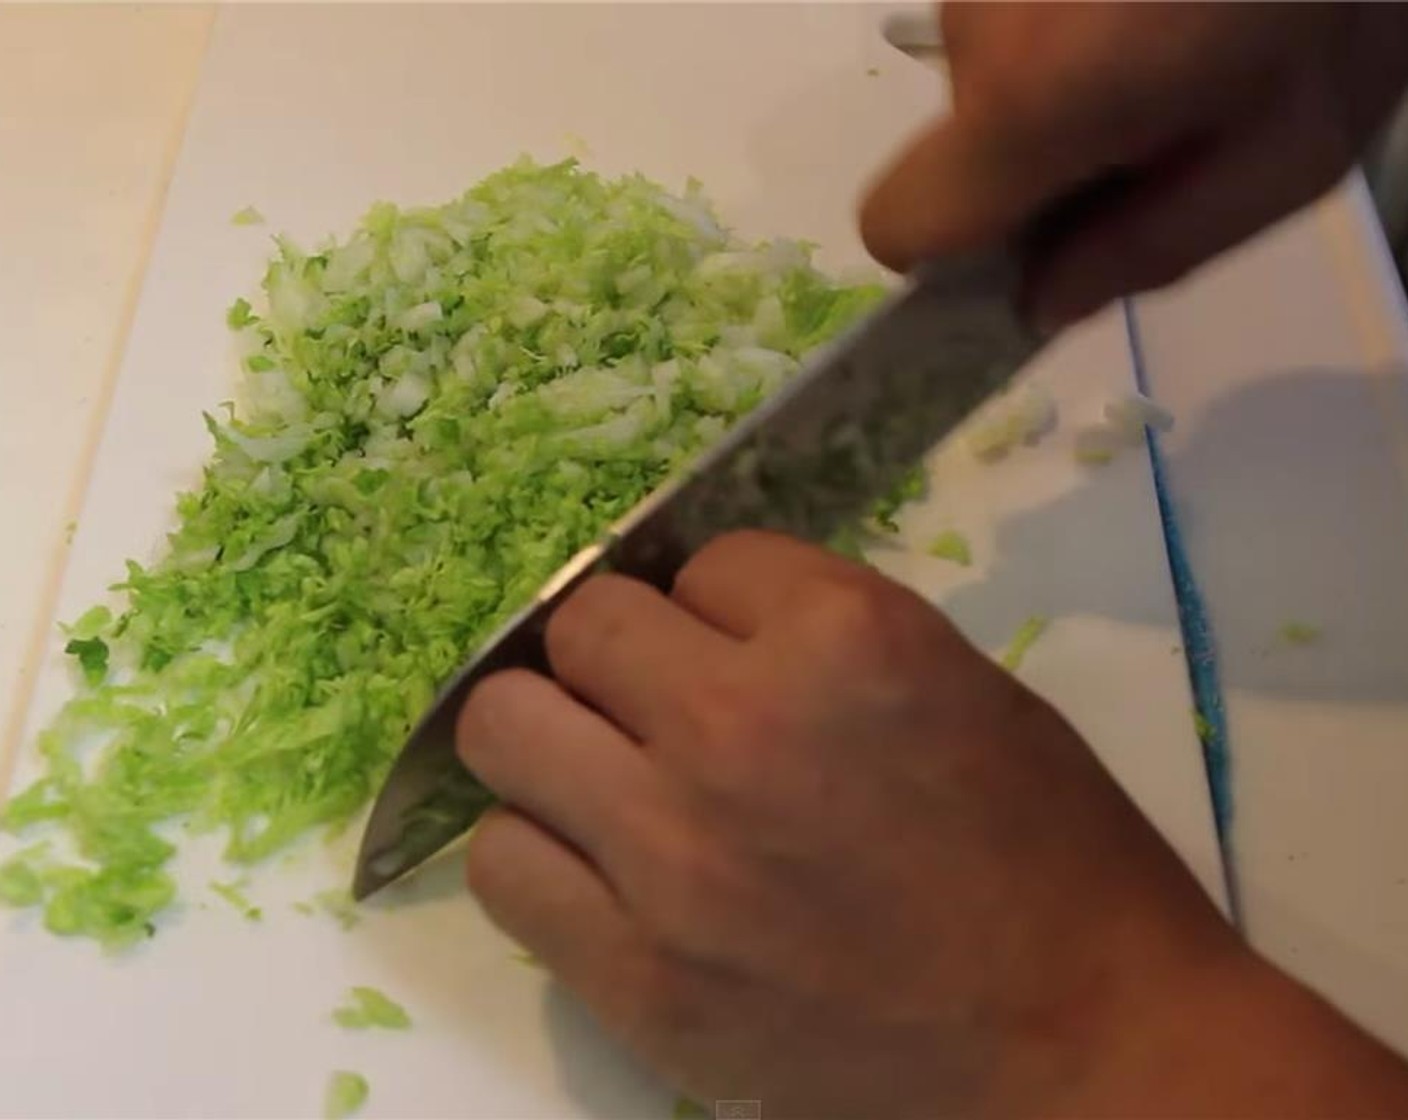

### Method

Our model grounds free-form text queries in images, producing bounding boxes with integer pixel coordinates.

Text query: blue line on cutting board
[1120,299,1243,926]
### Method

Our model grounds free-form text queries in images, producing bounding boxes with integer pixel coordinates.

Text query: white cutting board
[0,7,1222,1118]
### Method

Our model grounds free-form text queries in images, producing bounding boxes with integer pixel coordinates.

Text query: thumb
[858,109,1096,273]
[1027,89,1351,329]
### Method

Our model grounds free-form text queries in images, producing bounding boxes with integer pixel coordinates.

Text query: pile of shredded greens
[0,158,886,947]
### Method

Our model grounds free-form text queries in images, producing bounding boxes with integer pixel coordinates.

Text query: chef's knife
[352,249,1043,900]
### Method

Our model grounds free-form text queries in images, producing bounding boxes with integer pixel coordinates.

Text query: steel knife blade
[352,250,1043,900]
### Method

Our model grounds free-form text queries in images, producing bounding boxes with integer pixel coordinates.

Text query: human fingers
[859,111,1091,273]
[466,805,649,1014]
[859,3,1300,275]
[670,530,863,639]
[1027,87,1352,327]
[544,573,736,742]
[457,668,661,870]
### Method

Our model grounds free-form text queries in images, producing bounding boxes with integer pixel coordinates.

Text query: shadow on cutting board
[544,985,675,1120]
[358,843,669,1119]
[936,366,1408,705]
[1150,366,1408,705]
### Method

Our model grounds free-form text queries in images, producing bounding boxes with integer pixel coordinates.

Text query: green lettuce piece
[309,888,359,931]
[210,878,261,921]
[324,1070,368,1120]
[3,159,884,942]
[672,1097,710,1119]
[230,205,265,227]
[226,298,255,328]
[926,529,971,567]
[64,605,113,641]
[333,985,411,1030]
[63,637,109,686]
[870,464,927,533]
[826,523,869,564]
[42,864,173,948]
[0,847,46,908]
[1000,615,1049,672]
[1278,620,1321,646]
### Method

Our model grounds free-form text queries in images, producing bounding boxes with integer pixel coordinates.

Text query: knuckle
[787,574,968,710]
[455,687,485,758]
[585,941,673,1043]
[703,527,778,559]
[544,573,635,674]
[796,573,906,661]
[625,826,737,955]
[456,668,538,773]
[677,668,758,744]
[669,674,789,803]
[462,805,517,900]
[680,529,745,574]
[676,529,775,589]
[625,954,706,1044]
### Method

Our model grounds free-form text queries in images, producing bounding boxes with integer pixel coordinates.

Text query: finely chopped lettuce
[0,159,886,946]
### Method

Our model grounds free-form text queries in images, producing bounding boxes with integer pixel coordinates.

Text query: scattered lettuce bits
[0,158,882,945]
[870,465,926,533]
[1072,424,1121,466]
[1075,392,1174,466]
[61,604,113,685]
[827,523,870,564]
[42,862,169,945]
[1278,620,1322,646]
[307,887,359,930]
[1000,615,1049,672]
[1104,391,1174,437]
[926,529,971,567]
[333,985,411,1030]
[673,1096,710,1119]
[324,1070,369,1120]
[967,384,1055,459]
[510,948,544,970]
[227,297,255,329]
[0,847,47,908]
[231,205,266,227]
[210,878,261,921]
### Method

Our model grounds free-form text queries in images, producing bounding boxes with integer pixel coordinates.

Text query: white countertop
[6,2,1408,1060]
